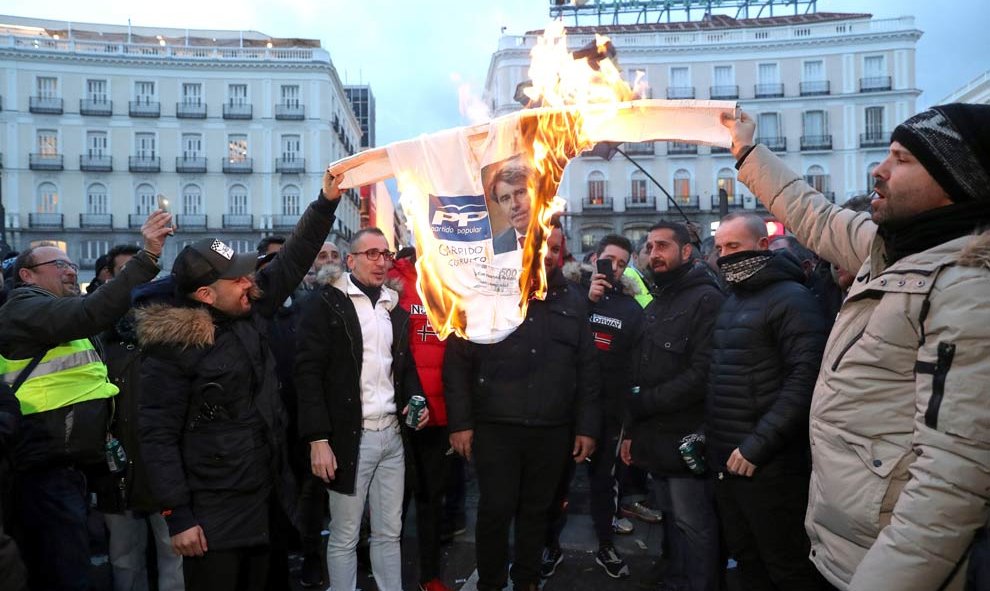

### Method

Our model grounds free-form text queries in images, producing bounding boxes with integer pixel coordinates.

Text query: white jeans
[104,511,184,591]
[326,426,405,591]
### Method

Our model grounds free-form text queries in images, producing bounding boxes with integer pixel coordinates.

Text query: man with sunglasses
[0,211,173,590]
[296,227,429,591]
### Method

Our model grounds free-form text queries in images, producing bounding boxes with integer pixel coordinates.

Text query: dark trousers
[444,453,467,525]
[297,473,327,556]
[409,426,451,582]
[714,471,823,591]
[474,423,571,589]
[184,545,270,591]
[654,475,720,591]
[14,466,90,591]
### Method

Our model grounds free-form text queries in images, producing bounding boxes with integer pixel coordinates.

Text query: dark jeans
[184,545,270,591]
[409,426,451,582]
[14,466,90,591]
[714,471,822,591]
[654,474,720,591]
[474,423,571,589]
[620,461,651,505]
[444,453,467,525]
[297,472,327,556]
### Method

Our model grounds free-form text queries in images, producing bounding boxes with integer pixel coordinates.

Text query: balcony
[621,141,654,156]
[79,213,113,229]
[754,83,785,98]
[860,76,892,92]
[275,103,305,120]
[128,214,147,229]
[671,195,699,209]
[626,195,656,209]
[129,156,161,172]
[29,96,63,114]
[80,99,112,116]
[667,142,697,155]
[29,213,64,229]
[176,101,207,118]
[223,158,254,174]
[860,131,890,148]
[759,136,788,152]
[710,146,732,154]
[666,86,696,99]
[710,85,739,99]
[129,100,161,118]
[176,156,208,173]
[177,214,208,230]
[714,194,744,209]
[799,80,831,96]
[800,135,833,151]
[223,103,253,120]
[582,197,613,209]
[29,153,64,171]
[272,214,301,230]
[275,158,305,174]
[80,155,112,172]
[223,214,254,229]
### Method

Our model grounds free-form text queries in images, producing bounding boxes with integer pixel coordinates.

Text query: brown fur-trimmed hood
[315,263,400,310]
[562,261,641,296]
[135,303,215,349]
[958,229,990,269]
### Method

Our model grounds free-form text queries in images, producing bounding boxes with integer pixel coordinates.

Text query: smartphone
[157,194,174,229]
[596,258,613,282]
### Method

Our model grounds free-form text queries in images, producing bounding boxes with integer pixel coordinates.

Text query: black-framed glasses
[26,259,79,273]
[351,249,395,262]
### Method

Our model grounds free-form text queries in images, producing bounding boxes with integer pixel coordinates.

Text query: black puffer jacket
[443,267,601,439]
[707,250,828,476]
[626,260,725,475]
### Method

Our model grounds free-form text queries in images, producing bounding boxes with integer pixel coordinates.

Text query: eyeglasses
[26,259,79,273]
[351,249,395,262]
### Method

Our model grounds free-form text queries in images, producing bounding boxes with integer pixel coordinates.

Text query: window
[228,84,248,105]
[803,111,828,137]
[625,226,649,246]
[673,169,691,199]
[182,133,203,158]
[670,67,689,87]
[82,241,110,265]
[228,134,248,162]
[867,162,880,193]
[717,168,736,204]
[134,81,155,104]
[281,135,301,161]
[228,240,252,254]
[758,63,779,84]
[36,182,58,213]
[182,83,203,105]
[182,184,202,214]
[86,79,107,103]
[713,65,733,86]
[281,85,300,107]
[864,55,886,77]
[135,133,156,158]
[37,76,57,99]
[87,183,108,214]
[581,227,610,252]
[587,171,606,204]
[803,60,825,81]
[865,106,884,137]
[804,165,830,194]
[630,171,649,203]
[282,185,301,215]
[135,183,157,214]
[757,113,780,139]
[86,131,108,157]
[229,184,248,214]
[37,130,58,155]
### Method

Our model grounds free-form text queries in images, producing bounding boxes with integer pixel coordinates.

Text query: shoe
[298,553,324,588]
[621,500,663,524]
[419,578,454,591]
[596,544,630,578]
[540,546,563,578]
[612,516,635,535]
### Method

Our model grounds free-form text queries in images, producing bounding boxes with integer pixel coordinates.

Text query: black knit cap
[890,103,990,203]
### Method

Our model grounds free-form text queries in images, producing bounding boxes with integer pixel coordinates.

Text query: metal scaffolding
[549,0,820,26]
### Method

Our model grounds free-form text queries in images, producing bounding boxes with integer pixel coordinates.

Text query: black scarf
[877,202,990,265]
[350,274,382,306]
[651,260,692,288]
[717,250,774,285]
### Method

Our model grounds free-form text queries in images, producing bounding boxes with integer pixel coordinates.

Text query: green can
[406,395,427,428]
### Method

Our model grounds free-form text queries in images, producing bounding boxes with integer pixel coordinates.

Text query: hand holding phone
[596,258,613,283]
[157,194,174,231]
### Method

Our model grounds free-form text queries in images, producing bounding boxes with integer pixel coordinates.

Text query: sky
[2,0,988,148]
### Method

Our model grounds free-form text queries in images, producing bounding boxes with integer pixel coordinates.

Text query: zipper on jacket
[924,342,956,430]
[830,328,866,372]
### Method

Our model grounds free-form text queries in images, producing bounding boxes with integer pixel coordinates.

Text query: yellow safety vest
[623,266,654,309]
[0,339,118,415]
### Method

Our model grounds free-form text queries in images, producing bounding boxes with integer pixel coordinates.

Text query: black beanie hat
[890,103,990,203]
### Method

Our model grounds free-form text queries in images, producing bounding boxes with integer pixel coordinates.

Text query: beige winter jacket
[738,145,990,591]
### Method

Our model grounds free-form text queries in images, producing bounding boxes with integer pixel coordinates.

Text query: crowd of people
[0,102,988,591]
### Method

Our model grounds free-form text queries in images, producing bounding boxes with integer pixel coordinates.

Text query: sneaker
[621,500,663,524]
[298,553,324,588]
[612,516,635,535]
[540,546,563,578]
[596,544,630,579]
[419,578,454,591]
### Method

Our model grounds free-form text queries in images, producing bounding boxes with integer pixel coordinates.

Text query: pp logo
[429,195,492,242]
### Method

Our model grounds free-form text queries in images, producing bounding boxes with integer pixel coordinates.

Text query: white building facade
[0,15,363,270]
[485,12,921,251]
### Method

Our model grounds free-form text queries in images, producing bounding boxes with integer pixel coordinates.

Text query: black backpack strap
[9,350,49,396]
